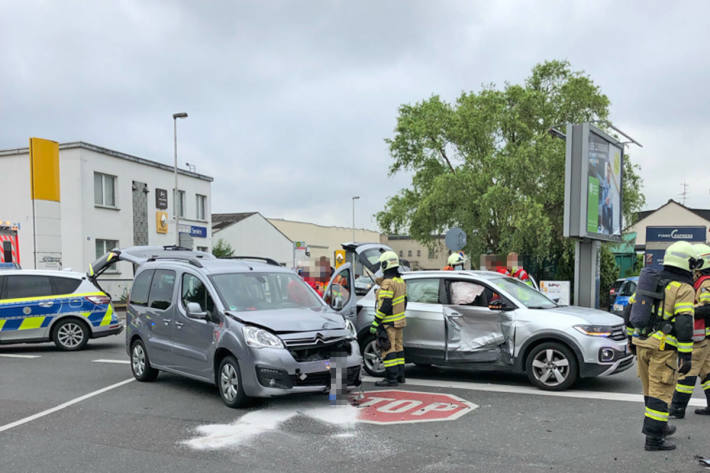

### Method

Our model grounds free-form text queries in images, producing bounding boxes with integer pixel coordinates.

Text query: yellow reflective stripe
[392,296,406,304]
[375,311,385,318]
[392,277,404,283]
[652,332,678,347]
[670,281,682,288]
[378,290,394,297]
[371,321,379,327]
[645,407,669,422]
[383,359,400,367]
[699,294,710,303]
[18,316,45,330]
[676,384,695,394]
[100,305,114,326]
[0,292,104,306]
[677,342,693,353]
[703,380,710,390]
[0,319,5,331]
[626,326,635,336]
[382,312,406,322]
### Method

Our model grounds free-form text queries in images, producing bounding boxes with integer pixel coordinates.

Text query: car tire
[130,339,159,382]
[52,318,89,351]
[525,342,578,391]
[217,355,248,408]
[360,335,386,377]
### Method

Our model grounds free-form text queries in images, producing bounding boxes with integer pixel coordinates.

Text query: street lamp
[173,112,188,246]
[352,196,360,242]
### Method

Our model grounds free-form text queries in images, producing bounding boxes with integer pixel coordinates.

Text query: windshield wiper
[527,305,555,309]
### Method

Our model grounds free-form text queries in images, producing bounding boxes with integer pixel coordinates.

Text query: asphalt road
[2,334,710,473]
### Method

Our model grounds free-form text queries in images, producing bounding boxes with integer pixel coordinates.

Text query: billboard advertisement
[564,123,624,242]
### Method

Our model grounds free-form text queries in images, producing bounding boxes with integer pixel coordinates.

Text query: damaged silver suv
[91,247,362,407]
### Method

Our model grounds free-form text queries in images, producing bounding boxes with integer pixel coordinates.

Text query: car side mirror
[488,301,515,311]
[331,297,344,311]
[186,302,208,320]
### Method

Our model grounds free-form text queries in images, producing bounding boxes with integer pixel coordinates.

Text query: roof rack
[223,256,280,266]
[145,255,204,268]
[161,245,194,252]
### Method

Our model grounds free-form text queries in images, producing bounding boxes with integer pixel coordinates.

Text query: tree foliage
[212,238,234,258]
[377,60,645,280]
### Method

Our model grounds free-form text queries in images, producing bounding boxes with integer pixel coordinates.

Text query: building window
[196,246,208,252]
[428,248,436,259]
[174,189,186,218]
[94,172,116,207]
[96,239,119,273]
[417,250,421,257]
[408,250,412,257]
[399,250,403,257]
[196,194,206,220]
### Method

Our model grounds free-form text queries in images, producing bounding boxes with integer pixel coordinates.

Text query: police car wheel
[525,342,578,391]
[361,336,386,377]
[52,318,89,351]
[130,340,159,382]
[217,355,248,408]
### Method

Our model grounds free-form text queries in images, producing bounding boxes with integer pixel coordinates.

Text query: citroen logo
[315,333,324,344]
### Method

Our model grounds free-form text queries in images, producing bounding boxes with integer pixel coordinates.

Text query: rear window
[51,277,81,295]
[130,270,154,306]
[148,270,176,310]
[4,275,53,299]
[407,278,440,304]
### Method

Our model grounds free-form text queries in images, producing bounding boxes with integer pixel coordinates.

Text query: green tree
[377,60,645,283]
[212,238,234,258]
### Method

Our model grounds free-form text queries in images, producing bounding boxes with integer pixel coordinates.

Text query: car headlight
[242,326,284,349]
[344,319,357,339]
[574,325,614,337]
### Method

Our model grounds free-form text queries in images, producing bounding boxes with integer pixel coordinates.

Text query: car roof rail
[222,256,280,266]
[145,255,204,268]
[161,245,195,252]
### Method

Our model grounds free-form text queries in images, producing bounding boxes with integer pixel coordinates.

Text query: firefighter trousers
[381,326,404,381]
[637,346,678,438]
[671,339,710,411]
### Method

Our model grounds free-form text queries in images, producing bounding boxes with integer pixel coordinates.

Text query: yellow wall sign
[156,211,169,234]
[29,137,60,202]
[334,249,346,269]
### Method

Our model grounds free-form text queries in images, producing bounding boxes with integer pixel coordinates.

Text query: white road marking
[0,354,40,359]
[0,378,135,433]
[362,376,707,407]
[92,359,130,364]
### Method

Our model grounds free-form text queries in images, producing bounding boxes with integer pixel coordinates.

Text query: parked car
[90,246,362,408]
[320,266,633,391]
[0,262,21,270]
[608,278,625,311]
[0,269,121,350]
[611,277,638,316]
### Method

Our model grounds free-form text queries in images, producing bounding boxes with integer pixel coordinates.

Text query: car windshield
[618,281,636,297]
[492,276,557,309]
[211,272,324,312]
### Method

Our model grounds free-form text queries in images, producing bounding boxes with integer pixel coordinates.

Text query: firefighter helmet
[379,251,400,271]
[447,253,465,267]
[694,243,710,271]
[663,241,701,272]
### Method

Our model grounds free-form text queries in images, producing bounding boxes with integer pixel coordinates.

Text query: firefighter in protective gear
[512,266,534,287]
[670,243,710,418]
[629,240,698,451]
[443,252,465,271]
[370,251,407,386]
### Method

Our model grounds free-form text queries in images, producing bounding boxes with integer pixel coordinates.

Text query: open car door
[322,262,357,319]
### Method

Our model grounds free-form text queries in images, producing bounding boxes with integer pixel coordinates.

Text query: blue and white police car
[0,270,122,350]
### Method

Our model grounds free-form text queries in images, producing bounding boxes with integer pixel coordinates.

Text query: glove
[678,352,692,375]
[369,325,377,335]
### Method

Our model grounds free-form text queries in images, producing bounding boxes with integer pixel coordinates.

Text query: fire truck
[0,221,21,268]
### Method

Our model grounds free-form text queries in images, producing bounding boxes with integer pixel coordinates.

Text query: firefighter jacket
[373,276,407,329]
[631,278,695,354]
[695,276,710,339]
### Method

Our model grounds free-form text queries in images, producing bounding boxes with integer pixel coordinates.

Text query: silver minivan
[320,267,633,390]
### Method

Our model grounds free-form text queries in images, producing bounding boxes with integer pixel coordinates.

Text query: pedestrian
[628,241,697,451]
[670,244,710,418]
[370,251,407,386]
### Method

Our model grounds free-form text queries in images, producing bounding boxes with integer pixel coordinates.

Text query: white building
[212,212,293,266]
[0,141,213,298]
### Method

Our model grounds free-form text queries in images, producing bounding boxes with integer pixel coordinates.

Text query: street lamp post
[173,112,188,246]
[352,196,360,242]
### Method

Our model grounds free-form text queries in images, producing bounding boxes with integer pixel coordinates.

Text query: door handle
[38,301,54,308]
[175,322,184,329]
[162,319,170,326]
[446,311,462,318]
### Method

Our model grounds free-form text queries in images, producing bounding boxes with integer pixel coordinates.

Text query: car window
[4,275,53,299]
[211,272,323,311]
[148,270,176,310]
[182,273,215,316]
[324,268,351,308]
[449,281,496,307]
[406,278,440,304]
[491,276,556,309]
[50,277,81,295]
[130,270,154,306]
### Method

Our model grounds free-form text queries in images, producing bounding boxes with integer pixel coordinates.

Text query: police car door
[323,263,356,320]
[443,279,506,363]
[0,274,59,343]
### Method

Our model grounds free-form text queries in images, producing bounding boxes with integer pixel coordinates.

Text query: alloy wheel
[531,348,570,387]
[57,322,84,349]
[132,344,146,377]
[220,363,239,402]
[363,339,385,375]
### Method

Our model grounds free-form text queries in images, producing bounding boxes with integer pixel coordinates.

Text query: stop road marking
[357,390,477,424]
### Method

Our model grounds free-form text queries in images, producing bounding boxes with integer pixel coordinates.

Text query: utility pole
[173,112,188,245]
[352,196,360,242]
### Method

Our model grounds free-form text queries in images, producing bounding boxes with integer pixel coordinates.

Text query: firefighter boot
[375,366,398,387]
[645,436,676,451]
[397,363,406,384]
[663,423,676,438]
[669,406,685,419]
[695,407,710,415]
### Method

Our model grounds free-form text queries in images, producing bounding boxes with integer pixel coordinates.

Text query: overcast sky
[1,1,708,231]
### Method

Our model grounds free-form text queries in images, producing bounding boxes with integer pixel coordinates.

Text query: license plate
[614,304,624,312]
[299,360,330,373]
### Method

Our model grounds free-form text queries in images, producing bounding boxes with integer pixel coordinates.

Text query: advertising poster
[587,132,622,236]
[540,281,571,306]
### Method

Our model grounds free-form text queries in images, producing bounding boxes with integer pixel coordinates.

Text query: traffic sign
[357,390,477,424]
[445,227,467,251]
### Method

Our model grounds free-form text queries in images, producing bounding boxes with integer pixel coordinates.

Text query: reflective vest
[374,276,407,328]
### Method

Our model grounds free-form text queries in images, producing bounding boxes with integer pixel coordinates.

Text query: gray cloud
[1,0,709,232]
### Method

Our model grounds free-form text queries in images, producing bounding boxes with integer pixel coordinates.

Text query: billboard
[564,123,624,242]
[646,226,707,242]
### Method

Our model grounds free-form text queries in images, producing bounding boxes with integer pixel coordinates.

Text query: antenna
[680,179,689,205]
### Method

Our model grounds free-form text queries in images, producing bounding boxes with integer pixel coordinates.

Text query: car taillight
[86,295,111,305]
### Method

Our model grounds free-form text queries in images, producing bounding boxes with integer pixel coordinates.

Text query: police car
[0,270,122,350]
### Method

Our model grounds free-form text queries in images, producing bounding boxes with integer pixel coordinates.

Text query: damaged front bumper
[240,339,362,398]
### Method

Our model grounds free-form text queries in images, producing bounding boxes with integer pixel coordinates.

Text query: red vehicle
[0,221,20,267]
